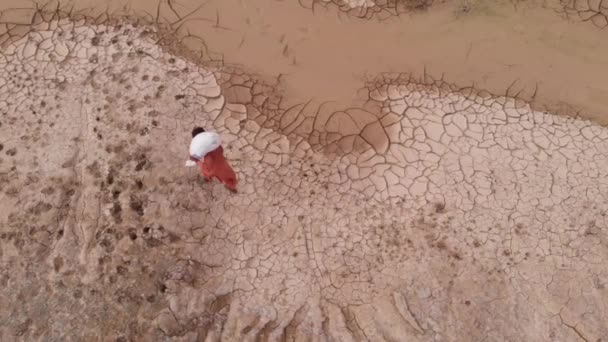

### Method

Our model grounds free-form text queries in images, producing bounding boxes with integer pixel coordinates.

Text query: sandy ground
[0,1,607,341]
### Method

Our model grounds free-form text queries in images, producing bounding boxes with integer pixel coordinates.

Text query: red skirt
[197,146,238,191]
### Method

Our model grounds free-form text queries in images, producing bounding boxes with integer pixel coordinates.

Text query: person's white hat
[185,130,221,167]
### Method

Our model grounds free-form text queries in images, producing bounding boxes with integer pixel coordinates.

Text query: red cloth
[196,146,238,191]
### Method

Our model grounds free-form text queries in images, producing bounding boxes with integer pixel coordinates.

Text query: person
[185,127,238,192]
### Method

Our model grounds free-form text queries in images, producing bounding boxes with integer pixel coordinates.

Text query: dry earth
[0,1,607,342]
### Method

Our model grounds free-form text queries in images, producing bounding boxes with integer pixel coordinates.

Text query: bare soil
[0,1,607,341]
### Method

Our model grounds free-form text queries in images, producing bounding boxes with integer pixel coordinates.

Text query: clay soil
[1,0,608,341]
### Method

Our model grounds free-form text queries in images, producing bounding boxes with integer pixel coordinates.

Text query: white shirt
[189,131,221,160]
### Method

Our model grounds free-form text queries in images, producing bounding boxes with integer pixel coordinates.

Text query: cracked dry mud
[1,2,608,342]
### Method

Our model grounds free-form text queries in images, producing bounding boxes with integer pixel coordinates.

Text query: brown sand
[0,0,607,341]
